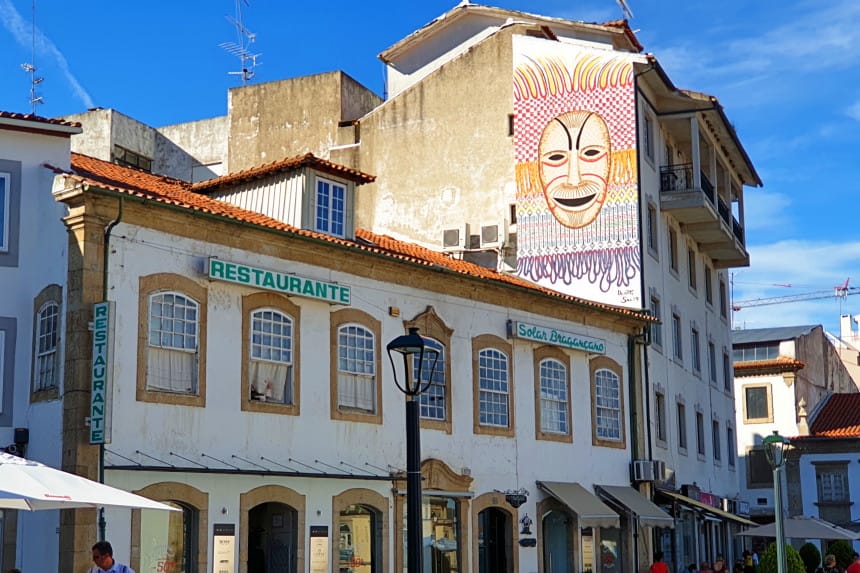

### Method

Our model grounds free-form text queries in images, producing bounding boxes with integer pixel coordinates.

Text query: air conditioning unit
[652,460,667,481]
[441,223,470,252]
[631,460,656,482]
[480,219,509,249]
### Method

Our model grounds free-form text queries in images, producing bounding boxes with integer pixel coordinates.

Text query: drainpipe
[98,196,123,541]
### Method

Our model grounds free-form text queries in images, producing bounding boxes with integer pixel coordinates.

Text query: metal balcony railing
[659,163,693,193]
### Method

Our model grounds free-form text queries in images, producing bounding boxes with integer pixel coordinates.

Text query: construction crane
[733,278,860,310]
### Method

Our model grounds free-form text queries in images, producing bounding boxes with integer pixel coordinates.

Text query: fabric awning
[537,481,620,529]
[596,485,675,528]
[657,489,757,527]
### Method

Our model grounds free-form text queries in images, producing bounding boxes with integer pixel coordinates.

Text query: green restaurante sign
[509,320,606,354]
[208,258,351,305]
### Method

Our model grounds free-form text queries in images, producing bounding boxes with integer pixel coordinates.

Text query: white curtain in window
[147,347,196,393]
[338,372,375,411]
[249,361,293,404]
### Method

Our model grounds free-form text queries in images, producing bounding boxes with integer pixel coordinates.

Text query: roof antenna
[21,0,44,113]
[616,0,634,20]
[219,0,261,84]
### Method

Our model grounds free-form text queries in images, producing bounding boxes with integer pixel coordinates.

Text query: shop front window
[339,505,380,573]
[403,495,460,573]
[139,502,198,573]
[581,527,622,573]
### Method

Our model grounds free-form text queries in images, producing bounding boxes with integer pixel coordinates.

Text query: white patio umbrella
[0,452,177,511]
[737,516,860,540]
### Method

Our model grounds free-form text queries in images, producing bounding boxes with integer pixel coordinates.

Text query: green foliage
[827,540,854,570]
[758,542,806,573]
[799,543,822,573]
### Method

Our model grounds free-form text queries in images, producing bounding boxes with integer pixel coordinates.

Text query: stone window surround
[590,355,626,450]
[742,383,773,424]
[330,307,383,425]
[403,306,454,434]
[31,283,62,402]
[533,345,573,443]
[471,333,515,437]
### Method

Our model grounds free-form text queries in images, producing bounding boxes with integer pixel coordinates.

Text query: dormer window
[315,177,346,237]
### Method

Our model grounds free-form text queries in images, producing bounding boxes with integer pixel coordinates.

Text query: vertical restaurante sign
[90,301,115,444]
[508,320,606,354]
[208,258,351,305]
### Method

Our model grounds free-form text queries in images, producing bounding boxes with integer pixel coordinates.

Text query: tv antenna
[616,0,634,20]
[21,0,44,113]
[219,0,261,84]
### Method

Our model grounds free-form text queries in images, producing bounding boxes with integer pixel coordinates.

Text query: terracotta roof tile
[0,110,81,128]
[809,394,860,438]
[192,152,375,193]
[733,356,805,376]
[52,153,653,324]
[599,19,644,52]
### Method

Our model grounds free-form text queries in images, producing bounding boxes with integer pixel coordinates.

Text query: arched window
[249,308,294,404]
[147,291,200,394]
[34,300,59,391]
[539,358,568,435]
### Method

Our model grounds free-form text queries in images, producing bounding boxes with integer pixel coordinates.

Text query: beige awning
[538,481,620,529]
[658,489,758,527]
[596,485,675,528]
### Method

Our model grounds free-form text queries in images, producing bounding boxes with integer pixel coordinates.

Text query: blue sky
[2,0,859,335]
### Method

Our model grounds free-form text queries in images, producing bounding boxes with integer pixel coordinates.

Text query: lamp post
[763,430,790,573]
[388,327,439,573]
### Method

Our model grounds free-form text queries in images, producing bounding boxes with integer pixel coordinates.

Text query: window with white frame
[647,203,658,253]
[708,341,717,383]
[691,327,701,373]
[643,114,654,161]
[146,292,200,393]
[248,308,294,404]
[337,324,376,412]
[727,427,736,467]
[816,464,851,524]
[478,348,510,427]
[315,177,346,237]
[0,173,8,252]
[650,296,662,348]
[719,278,728,318]
[688,247,697,291]
[34,301,60,391]
[655,391,667,443]
[677,402,687,451]
[696,411,705,456]
[712,420,721,462]
[669,227,679,272]
[595,368,621,441]
[672,313,682,360]
[539,358,569,435]
[705,266,713,304]
[414,337,446,421]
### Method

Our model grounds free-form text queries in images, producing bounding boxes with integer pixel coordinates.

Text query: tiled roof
[599,19,644,52]
[733,356,805,376]
[809,394,860,438]
[0,110,81,128]
[50,153,653,324]
[192,152,375,193]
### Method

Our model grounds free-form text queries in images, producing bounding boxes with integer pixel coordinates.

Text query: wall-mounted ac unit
[442,223,470,252]
[480,219,509,249]
[652,459,667,481]
[631,460,656,482]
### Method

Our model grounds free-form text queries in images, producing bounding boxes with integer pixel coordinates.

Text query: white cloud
[740,190,792,232]
[847,100,860,121]
[0,0,93,109]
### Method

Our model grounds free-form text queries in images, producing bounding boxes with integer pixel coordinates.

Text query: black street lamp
[763,430,790,573]
[387,327,439,573]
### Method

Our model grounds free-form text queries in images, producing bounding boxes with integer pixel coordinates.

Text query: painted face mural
[538,111,611,229]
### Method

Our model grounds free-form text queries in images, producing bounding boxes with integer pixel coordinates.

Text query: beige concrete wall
[65,108,114,162]
[156,116,229,181]
[794,326,858,418]
[344,28,518,248]
[227,71,381,172]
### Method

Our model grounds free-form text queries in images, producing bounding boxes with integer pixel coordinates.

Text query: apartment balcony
[660,163,749,268]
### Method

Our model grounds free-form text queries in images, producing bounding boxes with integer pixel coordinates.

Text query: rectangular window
[337,325,377,412]
[249,309,294,405]
[655,392,667,442]
[669,228,678,272]
[147,292,200,394]
[672,314,682,360]
[723,350,732,392]
[734,343,779,362]
[403,495,461,573]
[677,403,687,450]
[712,420,721,461]
[0,173,8,252]
[744,385,771,422]
[539,358,569,435]
[708,341,717,383]
[315,178,346,237]
[747,448,774,488]
[696,412,705,456]
[705,266,713,304]
[416,338,446,421]
[647,204,658,252]
[691,327,701,373]
[113,144,152,172]
[719,279,728,318]
[816,464,851,523]
[688,247,697,290]
[35,302,60,391]
[595,368,622,441]
[650,296,662,348]
[643,115,654,160]
[727,427,736,467]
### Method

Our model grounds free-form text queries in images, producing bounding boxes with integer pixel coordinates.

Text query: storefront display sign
[309,526,329,573]
[208,258,351,305]
[212,524,235,573]
[90,301,115,444]
[508,320,606,354]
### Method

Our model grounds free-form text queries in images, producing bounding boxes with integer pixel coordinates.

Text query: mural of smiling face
[538,110,611,228]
